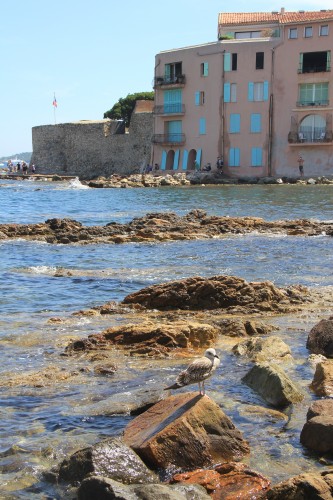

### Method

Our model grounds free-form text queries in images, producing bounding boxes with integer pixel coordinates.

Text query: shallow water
[0,178,333,498]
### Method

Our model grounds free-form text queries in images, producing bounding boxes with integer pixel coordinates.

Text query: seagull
[164,348,220,395]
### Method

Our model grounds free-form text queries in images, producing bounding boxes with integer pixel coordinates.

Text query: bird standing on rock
[164,348,220,395]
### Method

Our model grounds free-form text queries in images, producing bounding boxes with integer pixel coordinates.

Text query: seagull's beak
[215,354,219,359]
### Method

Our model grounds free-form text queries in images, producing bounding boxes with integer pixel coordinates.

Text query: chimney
[280,7,285,14]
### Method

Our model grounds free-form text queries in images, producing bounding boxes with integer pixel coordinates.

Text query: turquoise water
[0,178,333,498]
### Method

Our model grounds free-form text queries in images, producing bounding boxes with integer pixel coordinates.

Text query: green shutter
[263,81,269,101]
[196,149,202,167]
[199,117,206,135]
[248,82,254,101]
[173,149,180,170]
[224,53,231,72]
[230,114,240,133]
[161,150,167,170]
[182,149,188,170]
[195,91,200,106]
[224,83,231,102]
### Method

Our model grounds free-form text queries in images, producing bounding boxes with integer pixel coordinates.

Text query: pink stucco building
[151,8,333,178]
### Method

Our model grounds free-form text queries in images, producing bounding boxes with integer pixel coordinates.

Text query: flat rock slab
[123,392,250,470]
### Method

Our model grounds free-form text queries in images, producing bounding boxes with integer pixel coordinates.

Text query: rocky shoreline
[44,274,332,498]
[1,210,333,245]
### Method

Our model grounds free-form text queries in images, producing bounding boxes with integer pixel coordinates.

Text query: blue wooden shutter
[203,62,209,76]
[250,113,261,132]
[161,150,167,170]
[251,147,262,166]
[173,149,180,170]
[224,53,231,72]
[182,149,188,170]
[199,117,206,135]
[248,82,254,101]
[230,114,240,133]
[195,91,200,106]
[224,83,231,103]
[263,81,269,101]
[229,148,240,167]
[196,149,202,167]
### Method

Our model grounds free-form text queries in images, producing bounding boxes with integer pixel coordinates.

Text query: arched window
[299,114,326,142]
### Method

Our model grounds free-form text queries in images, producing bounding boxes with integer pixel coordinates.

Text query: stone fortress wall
[31,101,154,179]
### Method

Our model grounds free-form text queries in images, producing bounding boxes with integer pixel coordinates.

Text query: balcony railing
[153,75,186,87]
[298,65,331,74]
[296,100,329,107]
[152,133,186,145]
[288,130,333,143]
[153,104,185,115]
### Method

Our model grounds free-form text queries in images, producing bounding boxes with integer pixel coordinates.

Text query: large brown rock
[123,393,250,470]
[300,398,333,454]
[122,275,307,312]
[266,470,333,499]
[310,360,333,397]
[65,321,218,357]
[171,462,270,499]
[242,362,304,407]
[214,318,275,337]
[307,317,333,358]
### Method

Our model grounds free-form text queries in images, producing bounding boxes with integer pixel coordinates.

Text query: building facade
[151,9,333,178]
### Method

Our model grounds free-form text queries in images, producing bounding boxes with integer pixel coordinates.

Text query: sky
[0,0,331,157]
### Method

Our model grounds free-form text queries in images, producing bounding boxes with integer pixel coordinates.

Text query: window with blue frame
[164,89,182,114]
[195,91,205,105]
[229,114,240,133]
[248,81,269,101]
[251,147,263,166]
[229,148,240,166]
[250,114,261,133]
[201,62,209,76]
[199,117,206,135]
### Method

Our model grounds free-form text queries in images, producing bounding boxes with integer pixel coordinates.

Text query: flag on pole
[53,95,57,107]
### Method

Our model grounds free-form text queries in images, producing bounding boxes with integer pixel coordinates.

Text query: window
[232,53,238,70]
[248,81,269,101]
[230,83,237,102]
[199,117,206,135]
[299,51,331,73]
[195,91,205,105]
[224,83,237,103]
[250,114,261,133]
[165,62,182,83]
[164,89,183,113]
[299,114,326,142]
[235,31,261,39]
[298,83,329,106]
[256,52,264,70]
[251,148,262,167]
[229,114,240,133]
[166,120,182,143]
[201,62,209,77]
[289,28,298,39]
[304,26,313,38]
[320,25,329,36]
[229,148,240,166]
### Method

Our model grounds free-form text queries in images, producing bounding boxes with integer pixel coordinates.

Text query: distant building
[152,8,333,177]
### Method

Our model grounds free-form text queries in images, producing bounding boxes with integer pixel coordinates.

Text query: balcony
[153,104,185,116]
[298,64,330,74]
[152,133,186,145]
[153,75,186,88]
[288,130,332,144]
[296,100,329,107]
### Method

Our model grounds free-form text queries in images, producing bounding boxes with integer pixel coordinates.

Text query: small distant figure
[154,163,159,171]
[203,162,211,172]
[298,154,304,177]
[22,162,28,175]
[17,162,21,172]
[30,164,36,174]
[145,164,152,173]
[216,156,224,173]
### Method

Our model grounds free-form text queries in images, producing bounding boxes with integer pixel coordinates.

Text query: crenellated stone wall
[31,101,153,179]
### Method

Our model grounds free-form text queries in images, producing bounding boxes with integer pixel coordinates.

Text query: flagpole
[53,93,57,124]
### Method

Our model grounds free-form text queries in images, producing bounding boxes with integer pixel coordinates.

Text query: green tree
[103,92,154,127]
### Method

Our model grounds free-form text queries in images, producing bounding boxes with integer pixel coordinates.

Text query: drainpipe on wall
[221,50,226,164]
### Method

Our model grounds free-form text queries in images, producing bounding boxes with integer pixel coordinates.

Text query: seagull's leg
[202,380,205,395]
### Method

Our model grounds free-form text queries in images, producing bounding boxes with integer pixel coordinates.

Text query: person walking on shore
[298,154,304,177]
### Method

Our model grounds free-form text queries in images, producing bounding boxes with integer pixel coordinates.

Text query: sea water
[0,178,333,498]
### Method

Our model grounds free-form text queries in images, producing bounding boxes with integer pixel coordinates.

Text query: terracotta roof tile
[218,10,333,27]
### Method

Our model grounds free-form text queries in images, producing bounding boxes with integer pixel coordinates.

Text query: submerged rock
[242,362,304,407]
[123,392,250,469]
[170,462,271,499]
[310,359,333,397]
[232,336,293,362]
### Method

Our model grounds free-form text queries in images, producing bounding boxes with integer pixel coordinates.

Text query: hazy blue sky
[1,0,330,157]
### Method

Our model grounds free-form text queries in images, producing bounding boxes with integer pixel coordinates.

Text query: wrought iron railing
[296,100,329,107]
[298,64,331,74]
[153,104,185,115]
[153,75,186,87]
[151,133,186,145]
